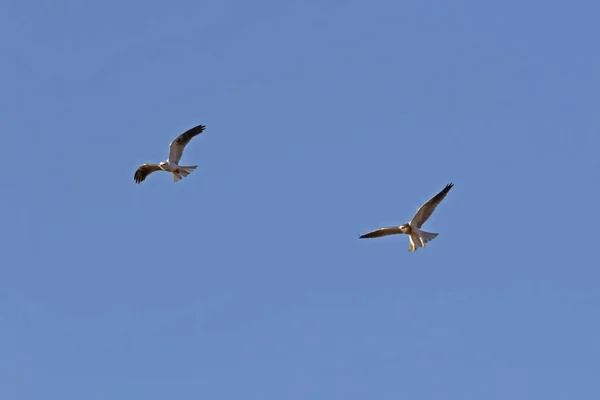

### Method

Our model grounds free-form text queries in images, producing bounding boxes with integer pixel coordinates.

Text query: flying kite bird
[134,124,206,184]
[359,183,454,252]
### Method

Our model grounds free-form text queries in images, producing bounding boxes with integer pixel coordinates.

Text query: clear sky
[1,0,599,398]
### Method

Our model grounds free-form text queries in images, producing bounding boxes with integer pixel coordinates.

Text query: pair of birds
[133,124,454,252]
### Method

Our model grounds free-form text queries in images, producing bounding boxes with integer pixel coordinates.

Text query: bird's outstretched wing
[134,164,162,184]
[410,183,454,228]
[168,124,206,164]
[359,227,403,239]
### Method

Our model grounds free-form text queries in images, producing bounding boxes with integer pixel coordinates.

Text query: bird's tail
[420,230,439,243]
[172,165,198,182]
[409,230,439,252]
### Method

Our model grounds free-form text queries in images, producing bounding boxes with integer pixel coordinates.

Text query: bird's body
[134,124,206,184]
[159,161,178,172]
[157,160,198,181]
[359,183,454,252]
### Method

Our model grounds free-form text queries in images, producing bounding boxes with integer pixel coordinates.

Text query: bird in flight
[359,183,454,252]
[134,124,206,184]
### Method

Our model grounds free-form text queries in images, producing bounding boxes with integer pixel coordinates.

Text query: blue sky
[1,0,599,398]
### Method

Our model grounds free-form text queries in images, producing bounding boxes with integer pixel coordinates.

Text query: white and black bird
[359,183,454,252]
[134,124,206,184]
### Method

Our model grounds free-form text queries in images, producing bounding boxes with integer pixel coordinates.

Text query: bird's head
[158,161,168,169]
[399,224,412,234]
